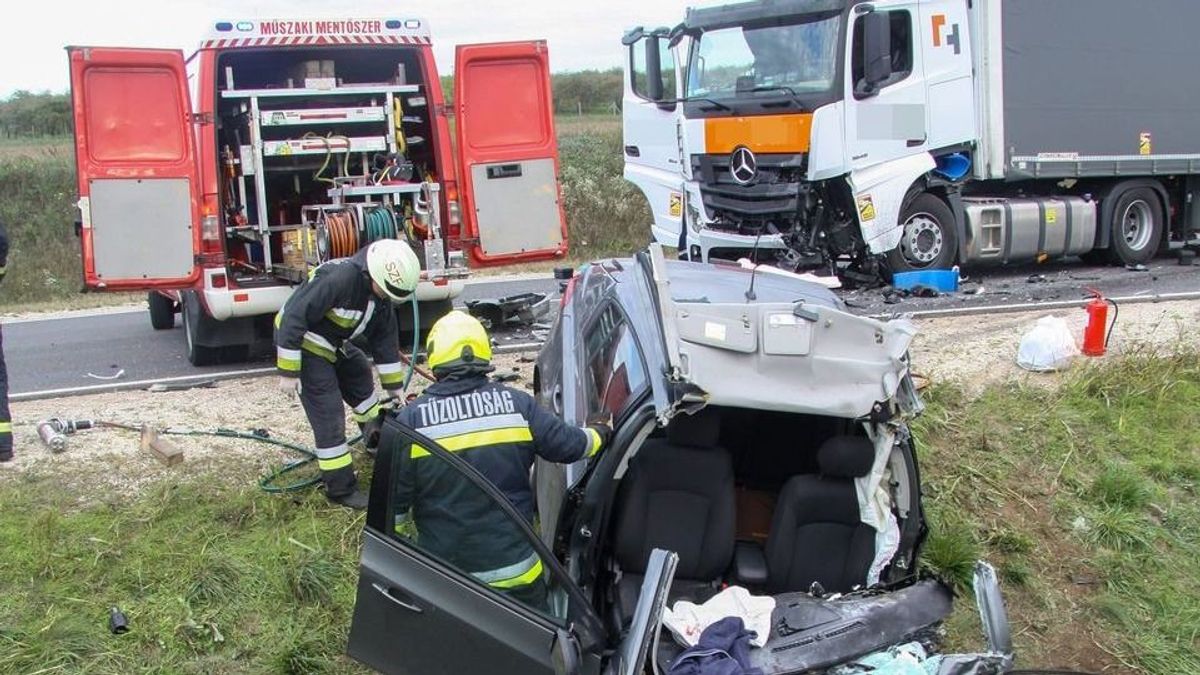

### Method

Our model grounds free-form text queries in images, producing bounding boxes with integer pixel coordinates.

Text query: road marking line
[11,367,276,402]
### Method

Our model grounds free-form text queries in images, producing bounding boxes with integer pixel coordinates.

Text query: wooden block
[141,425,184,466]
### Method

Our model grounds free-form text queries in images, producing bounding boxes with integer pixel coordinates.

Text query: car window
[583,303,649,421]
[387,433,569,623]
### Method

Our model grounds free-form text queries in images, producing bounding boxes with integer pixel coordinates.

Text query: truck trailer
[68,18,568,364]
[622,0,1200,278]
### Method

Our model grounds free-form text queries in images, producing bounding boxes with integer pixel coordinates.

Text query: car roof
[661,259,843,309]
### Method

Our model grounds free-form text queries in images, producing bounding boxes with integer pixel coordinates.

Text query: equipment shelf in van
[259,106,388,127]
[220,84,420,98]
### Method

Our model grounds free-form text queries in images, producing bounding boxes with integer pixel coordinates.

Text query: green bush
[557,123,651,258]
[0,146,82,304]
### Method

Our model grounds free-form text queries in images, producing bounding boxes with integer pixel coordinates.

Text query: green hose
[362,207,398,243]
[86,266,425,495]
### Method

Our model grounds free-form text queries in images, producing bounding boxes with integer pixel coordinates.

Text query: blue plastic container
[892,267,960,293]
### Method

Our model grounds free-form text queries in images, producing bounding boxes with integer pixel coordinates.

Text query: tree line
[0,91,72,138]
[0,68,623,139]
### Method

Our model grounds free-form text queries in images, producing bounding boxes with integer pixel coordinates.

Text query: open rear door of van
[68,47,203,290]
[454,41,568,267]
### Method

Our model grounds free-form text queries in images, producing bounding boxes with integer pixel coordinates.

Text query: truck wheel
[1108,187,1163,265]
[887,193,958,272]
[148,292,176,330]
[182,296,220,367]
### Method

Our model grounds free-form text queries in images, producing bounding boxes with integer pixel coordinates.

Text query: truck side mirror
[862,11,893,89]
[551,628,581,675]
[645,38,665,101]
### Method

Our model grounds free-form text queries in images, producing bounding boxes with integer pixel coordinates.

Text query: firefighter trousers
[299,342,381,497]
[0,324,10,458]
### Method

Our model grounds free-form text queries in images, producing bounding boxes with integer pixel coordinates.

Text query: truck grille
[692,153,807,221]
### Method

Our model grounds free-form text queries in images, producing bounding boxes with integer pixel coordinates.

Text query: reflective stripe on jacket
[273,248,405,388]
[388,375,601,581]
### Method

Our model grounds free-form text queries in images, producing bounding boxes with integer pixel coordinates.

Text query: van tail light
[211,273,227,289]
[202,215,220,243]
[445,185,461,226]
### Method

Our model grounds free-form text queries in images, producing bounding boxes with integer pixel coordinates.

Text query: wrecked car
[346,246,1013,674]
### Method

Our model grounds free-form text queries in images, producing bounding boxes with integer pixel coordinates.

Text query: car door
[454,41,568,267]
[67,47,204,291]
[621,30,685,249]
[347,418,674,675]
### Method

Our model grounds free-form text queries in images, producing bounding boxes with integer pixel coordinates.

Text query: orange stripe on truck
[704,114,813,154]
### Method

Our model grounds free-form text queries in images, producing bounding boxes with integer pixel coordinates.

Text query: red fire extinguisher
[1082,290,1118,357]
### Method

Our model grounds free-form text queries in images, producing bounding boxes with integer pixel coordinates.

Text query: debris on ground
[87,368,125,380]
[109,607,130,635]
[1026,274,1048,284]
[140,425,185,466]
[1124,263,1149,272]
[465,292,550,329]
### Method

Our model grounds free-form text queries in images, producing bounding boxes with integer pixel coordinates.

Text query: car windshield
[686,13,841,99]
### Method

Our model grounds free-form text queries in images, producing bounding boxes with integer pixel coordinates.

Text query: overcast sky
[0,0,706,97]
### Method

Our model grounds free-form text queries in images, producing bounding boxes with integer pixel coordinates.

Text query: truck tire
[887,193,958,272]
[148,292,176,330]
[1108,187,1163,265]
[182,295,220,367]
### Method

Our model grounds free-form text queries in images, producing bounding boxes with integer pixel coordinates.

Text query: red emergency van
[68,18,568,364]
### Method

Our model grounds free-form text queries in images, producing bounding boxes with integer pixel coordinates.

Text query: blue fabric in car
[667,616,763,675]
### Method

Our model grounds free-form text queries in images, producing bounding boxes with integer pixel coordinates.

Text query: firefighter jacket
[386,375,603,581]
[274,248,406,389]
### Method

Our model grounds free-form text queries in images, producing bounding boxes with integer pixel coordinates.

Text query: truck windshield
[686,13,841,101]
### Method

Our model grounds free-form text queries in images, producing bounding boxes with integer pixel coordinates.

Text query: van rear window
[85,68,186,163]
[460,60,549,149]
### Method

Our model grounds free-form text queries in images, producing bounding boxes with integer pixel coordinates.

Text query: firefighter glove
[278,376,299,397]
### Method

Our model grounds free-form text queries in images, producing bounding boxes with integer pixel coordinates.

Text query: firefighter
[0,217,10,462]
[386,310,611,607]
[275,239,421,509]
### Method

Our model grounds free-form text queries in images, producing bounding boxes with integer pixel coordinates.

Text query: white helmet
[366,239,420,303]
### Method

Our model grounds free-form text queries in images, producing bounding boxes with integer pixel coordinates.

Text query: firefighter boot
[323,465,368,510]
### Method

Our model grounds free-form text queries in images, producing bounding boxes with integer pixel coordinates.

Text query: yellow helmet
[426,310,492,371]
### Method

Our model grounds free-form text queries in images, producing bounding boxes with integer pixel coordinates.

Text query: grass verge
[0,470,372,674]
[916,345,1200,673]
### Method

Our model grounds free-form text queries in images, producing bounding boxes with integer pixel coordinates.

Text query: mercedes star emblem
[730,146,758,185]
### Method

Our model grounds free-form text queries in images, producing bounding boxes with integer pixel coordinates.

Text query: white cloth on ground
[662,586,776,649]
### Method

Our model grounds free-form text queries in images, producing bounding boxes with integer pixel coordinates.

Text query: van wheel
[1108,187,1163,265]
[182,296,220,367]
[148,292,176,330]
[886,193,958,272]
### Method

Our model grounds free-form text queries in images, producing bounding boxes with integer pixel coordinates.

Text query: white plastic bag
[661,586,775,648]
[1016,316,1079,372]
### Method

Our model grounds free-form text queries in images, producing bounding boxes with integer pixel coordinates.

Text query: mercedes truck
[622,0,1200,278]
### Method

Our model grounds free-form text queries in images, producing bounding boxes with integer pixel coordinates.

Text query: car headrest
[817,436,876,478]
[666,408,721,449]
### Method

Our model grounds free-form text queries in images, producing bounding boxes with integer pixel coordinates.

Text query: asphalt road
[4,276,558,398]
[5,259,1199,398]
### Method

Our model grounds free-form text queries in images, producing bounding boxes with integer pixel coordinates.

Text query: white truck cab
[623,0,1200,279]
